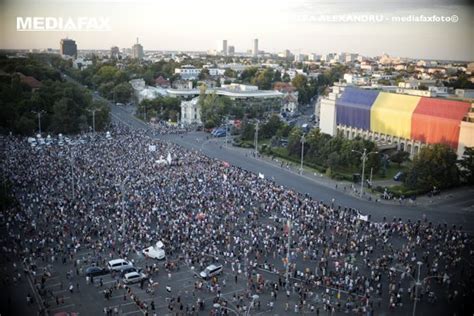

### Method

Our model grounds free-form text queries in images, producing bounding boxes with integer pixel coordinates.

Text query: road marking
[122,310,143,315]
[47,296,71,303]
[45,282,61,289]
[26,269,44,312]
[49,303,76,312]
[53,289,67,295]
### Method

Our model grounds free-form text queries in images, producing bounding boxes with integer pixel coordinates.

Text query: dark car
[85,266,109,277]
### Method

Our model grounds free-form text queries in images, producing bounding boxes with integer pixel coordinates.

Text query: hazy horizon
[1,0,473,61]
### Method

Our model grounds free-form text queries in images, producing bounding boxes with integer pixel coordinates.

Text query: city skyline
[0,0,473,61]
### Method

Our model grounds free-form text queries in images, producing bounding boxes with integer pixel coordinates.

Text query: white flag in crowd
[166,152,172,165]
[258,173,264,179]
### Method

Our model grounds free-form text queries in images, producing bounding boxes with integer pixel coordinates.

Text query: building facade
[60,39,77,58]
[181,97,201,125]
[132,39,144,60]
[319,85,473,158]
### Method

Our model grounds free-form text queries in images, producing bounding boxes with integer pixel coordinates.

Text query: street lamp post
[300,134,305,174]
[225,116,229,148]
[351,148,378,197]
[285,219,291,289]
[70,147,75,199]
[413,261,422,316]
[245,294,260,316]
[254,120,259,156]
[390,261,444,316]
[87,109,97,133]
[213,303,239,316]
[31,110,45,135]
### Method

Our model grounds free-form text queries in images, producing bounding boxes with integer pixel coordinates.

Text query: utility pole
[254,120,259,156]
[413,261,422,316]
[300,134,305,174]
[87,109,97,133]
[32,110,45,135]
[352,148,378,197]
[225,116,228,148]
[286,219,291,288]
[70,148,75,199]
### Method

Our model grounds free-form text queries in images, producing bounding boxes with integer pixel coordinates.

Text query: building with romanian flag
[319,85,474,158]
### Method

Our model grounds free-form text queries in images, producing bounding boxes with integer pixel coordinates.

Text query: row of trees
[136,96,181,122]
[0,55,109,135]
[404,144,474,191]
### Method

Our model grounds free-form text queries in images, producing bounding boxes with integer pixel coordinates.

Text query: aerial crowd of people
[0,123,473,315]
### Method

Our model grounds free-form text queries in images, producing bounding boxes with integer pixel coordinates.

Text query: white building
[130,79,168,103]
[181,97,201,125]
[294,54,305,62]
[175,65,201,80]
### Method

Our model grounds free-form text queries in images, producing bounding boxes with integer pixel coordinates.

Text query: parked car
[119,267,142,278]
[142,241,166,260]
[123,271,148,284]
[85,266,109,277]
[107,259,133,272]
[393,171,405,181]
[199,264,223,279]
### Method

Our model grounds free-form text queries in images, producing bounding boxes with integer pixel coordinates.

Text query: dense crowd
[0,124,473,315]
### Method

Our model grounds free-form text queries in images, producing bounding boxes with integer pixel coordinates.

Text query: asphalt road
[110,105,474,233]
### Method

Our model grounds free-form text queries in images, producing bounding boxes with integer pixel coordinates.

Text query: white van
[142,241,165,260]
[107,259,133,272]
[199,264,223,279]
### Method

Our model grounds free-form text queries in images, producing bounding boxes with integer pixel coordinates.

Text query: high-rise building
[253,38,258,57]
[222,40,228,56]
[228,46,235,56]
[60,38,77,58]
[132,38,144,60]
[110,46,120,59]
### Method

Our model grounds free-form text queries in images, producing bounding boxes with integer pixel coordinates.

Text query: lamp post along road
[225,116,229,148]
[413,261,422,316]
[286,219,291,288]
[32,110,45,135]
[87,109,97,133]
[254,120,259,156]
[390,261,445,316]
[300,134,305,174]
[70,147,75,199]
[352,148,378,197]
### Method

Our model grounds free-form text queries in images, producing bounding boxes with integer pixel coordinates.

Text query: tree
[404,144,459,191]
[198,68,210,80]
[199,93,233,129]
[240,120,255,141]
[252,68,274,90]
[287,127,303,157]
[459,147,474,185]
[50,97,83,134]
[224,68,236,78]
[260,115,283,139]
[390,150,410,166]
[112,82,133,103]
[89,99,110,131]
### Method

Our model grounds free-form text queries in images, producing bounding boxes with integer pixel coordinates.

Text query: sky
[1,0,473,61]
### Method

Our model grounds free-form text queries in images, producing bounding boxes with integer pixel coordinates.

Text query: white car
[107,259,133,272]
[142,241,165,260]
[123,271,147,284]
[199,264,223,279]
